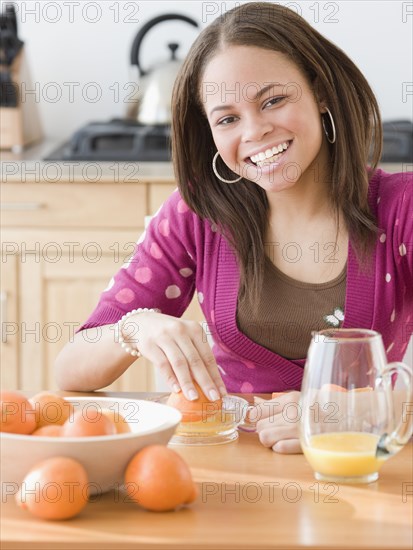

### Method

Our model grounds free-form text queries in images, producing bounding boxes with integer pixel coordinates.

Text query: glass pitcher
[300,329,413,483]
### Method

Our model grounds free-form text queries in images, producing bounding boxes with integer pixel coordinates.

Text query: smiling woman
[201,46,328,196]
[54,2,412,455]
[172,2,383,306]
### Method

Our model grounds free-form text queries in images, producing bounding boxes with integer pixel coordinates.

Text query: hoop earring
[212,151,242,183]
[322,107,336,144]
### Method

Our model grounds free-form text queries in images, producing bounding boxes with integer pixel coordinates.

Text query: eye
[263,96,285,109]
[216,115,238,126]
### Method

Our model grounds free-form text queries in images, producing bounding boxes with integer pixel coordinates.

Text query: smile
[248,141,291,167]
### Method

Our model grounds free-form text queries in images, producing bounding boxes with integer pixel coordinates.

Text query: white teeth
[256,152,282,167]
[250,141,290,165]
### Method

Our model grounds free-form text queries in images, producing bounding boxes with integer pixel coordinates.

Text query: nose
[241,114,273,143]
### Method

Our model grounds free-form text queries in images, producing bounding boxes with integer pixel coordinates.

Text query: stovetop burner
[44,119,171,162]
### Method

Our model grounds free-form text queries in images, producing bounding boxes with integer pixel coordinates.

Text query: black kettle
[128,14,199,125]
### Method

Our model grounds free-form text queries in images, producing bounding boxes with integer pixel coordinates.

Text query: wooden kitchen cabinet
[0,179,204,392]
[1,250,19,389]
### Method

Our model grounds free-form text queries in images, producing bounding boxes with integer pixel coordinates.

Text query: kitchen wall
[10,0,413,140]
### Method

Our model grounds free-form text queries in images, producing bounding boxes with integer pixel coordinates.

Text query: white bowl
[0,396,181,494]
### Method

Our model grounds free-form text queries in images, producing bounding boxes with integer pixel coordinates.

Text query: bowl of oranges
[0,391,182,495]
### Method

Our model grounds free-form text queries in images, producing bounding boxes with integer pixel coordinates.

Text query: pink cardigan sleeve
[78,190,199,330]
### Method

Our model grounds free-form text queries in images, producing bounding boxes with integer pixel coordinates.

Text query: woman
[55,3,412,453]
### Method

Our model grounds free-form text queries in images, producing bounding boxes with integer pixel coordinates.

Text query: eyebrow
[208,83,285,117]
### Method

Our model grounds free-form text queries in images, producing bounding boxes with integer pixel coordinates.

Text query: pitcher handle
[376,362,413,457]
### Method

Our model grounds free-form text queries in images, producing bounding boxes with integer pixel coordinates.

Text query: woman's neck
[266,158,334,229]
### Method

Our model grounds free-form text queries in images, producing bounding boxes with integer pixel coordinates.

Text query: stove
[43,119,412,164]
[44,119,171,162]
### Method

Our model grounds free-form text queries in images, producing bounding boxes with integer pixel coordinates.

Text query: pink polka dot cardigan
[80,169,413,393]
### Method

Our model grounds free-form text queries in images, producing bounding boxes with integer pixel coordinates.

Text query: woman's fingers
[172,333,222,401]
[255,398,302,454]
[157,338,201,400]
[152,333,224,401]
[131,312,225,401]
[257,422,299,446]
[191,343,227,397]
[253,391,301,421]
[258,425,302,454]
[170,320,226,400]
[186,321,227,397]
[146,343,188,395]
[272,438,302,454]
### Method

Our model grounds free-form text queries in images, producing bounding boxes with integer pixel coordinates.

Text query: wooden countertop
[1,392,412,550]
[1,139,176,184]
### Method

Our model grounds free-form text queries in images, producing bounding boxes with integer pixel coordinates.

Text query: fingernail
[209,389,220,401]
[188,389,198,401]
[172,383,181,393]
[219,386,227,396]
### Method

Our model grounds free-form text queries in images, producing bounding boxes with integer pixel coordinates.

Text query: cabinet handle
[1,202,46,211]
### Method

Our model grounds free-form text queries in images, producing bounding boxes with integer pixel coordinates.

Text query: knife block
[0,48,43,151]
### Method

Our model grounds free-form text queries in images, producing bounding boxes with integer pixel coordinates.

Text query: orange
[166,381,222,423]
[29,392,74,428]
[271,392,287,399]
[32,425,63,437]
[124,444,197,512]
[101,408,130,434]
[16,456,89,520]
[321,383,348,392]
[0,391,37,434]
[61,409,116,437]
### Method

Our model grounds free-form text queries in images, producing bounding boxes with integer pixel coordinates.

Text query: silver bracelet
[116,308,160,358]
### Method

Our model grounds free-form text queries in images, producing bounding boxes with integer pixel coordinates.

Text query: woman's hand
[124,310,226,402]
[253,392,302,454]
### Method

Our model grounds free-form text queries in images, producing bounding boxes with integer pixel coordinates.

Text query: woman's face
[201,45,329,193]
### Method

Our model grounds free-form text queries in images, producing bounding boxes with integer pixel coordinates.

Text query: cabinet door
[6,229,152,392]
[34,254,152,392]
[0,251,19,389]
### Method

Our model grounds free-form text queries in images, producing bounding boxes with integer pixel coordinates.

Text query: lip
[244,139,293,163]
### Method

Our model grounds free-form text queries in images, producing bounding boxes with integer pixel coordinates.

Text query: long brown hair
[171,2,382,315]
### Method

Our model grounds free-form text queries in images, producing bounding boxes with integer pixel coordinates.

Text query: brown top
[237,256,347,359]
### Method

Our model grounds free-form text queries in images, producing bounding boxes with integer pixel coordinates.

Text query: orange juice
[174,410,236,437]
[303,432,387,478]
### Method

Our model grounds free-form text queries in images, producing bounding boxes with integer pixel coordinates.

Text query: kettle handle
[130,13,199,76]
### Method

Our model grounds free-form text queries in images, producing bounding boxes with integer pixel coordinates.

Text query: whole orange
[124,444,197,512]
[29,392,74,428]
[16,456,89,520]
[62,409,116,437]
[32,425,63,437]
[0,391,37,434]
[101,408,130,434]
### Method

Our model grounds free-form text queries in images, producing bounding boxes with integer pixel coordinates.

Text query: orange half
[166,382,222,423]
